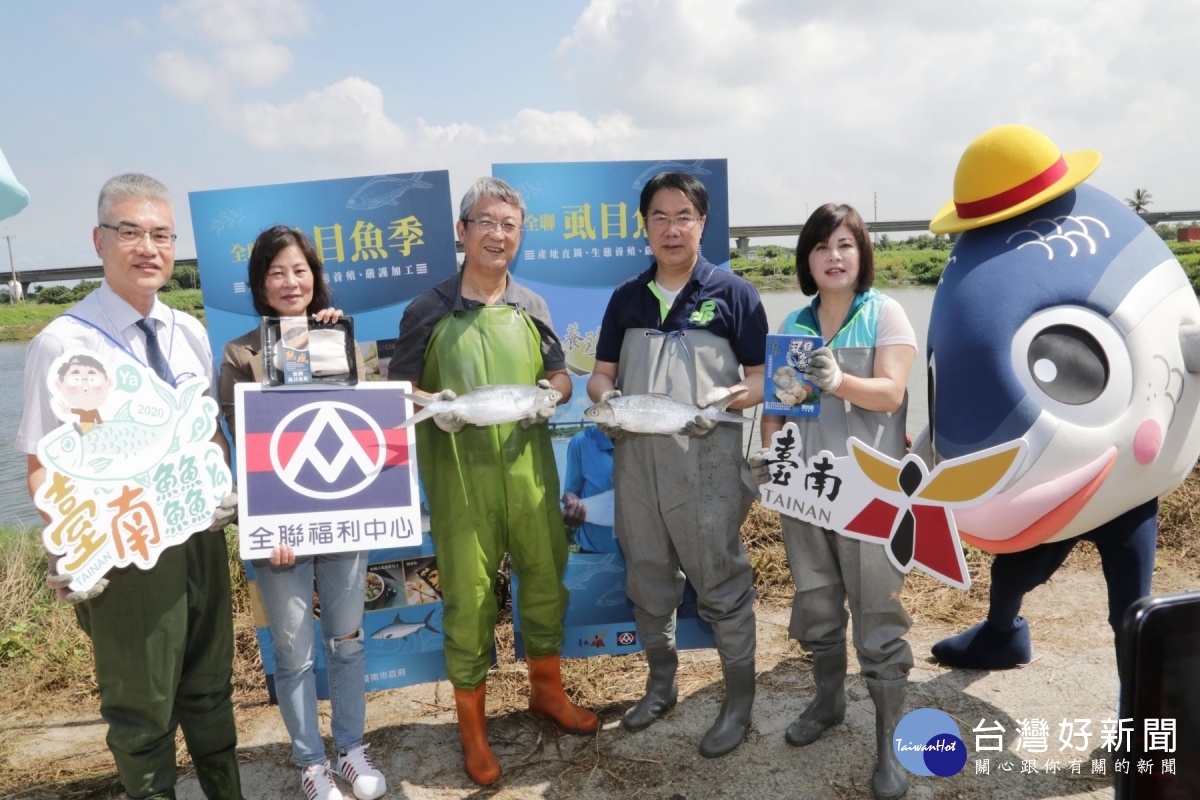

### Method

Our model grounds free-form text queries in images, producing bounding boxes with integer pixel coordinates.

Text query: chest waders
[779,294,914,798]
[418,305,568,689]
[612,326,758,756]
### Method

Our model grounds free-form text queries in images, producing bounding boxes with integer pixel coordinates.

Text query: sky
[2,0,1199,275]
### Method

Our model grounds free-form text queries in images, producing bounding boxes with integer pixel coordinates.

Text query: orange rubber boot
[453,684,501,785]
[527,653,599,734]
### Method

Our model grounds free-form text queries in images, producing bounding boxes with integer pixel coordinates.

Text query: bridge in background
[728,209,1200,257]
[4,210,1200,295]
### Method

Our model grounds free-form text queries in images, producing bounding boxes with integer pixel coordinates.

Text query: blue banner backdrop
[188,170,458,377]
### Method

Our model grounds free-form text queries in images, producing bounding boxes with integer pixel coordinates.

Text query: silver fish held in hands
[583,389,749,435]
[398,383,561,429]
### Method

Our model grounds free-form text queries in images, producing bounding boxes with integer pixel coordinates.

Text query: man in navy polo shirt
[587,172,767,758]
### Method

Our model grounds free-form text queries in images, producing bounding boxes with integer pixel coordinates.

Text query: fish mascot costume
[923,124,1200,673]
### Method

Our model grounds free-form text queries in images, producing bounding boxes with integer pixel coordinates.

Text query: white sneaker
[337,744,387,800]
[301,761,345,800]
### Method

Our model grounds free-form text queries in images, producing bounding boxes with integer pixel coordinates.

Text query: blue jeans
[255,551,368,767]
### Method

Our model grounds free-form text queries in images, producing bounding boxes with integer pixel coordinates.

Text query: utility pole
[873,192,878,243]
[3,232,18,305]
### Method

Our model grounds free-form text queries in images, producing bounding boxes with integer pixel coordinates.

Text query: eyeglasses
[647,213,702,232]
[99,223,177,247]
[466,218,522,237]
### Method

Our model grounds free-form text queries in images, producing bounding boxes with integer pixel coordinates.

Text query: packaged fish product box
[764,333,822,417]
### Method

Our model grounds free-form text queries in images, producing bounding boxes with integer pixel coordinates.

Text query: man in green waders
[588,172,767,757]
[387,177,597,786]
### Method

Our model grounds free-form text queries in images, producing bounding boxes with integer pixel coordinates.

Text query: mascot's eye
[1026,325,1108,404]
[1011,306,1132,427]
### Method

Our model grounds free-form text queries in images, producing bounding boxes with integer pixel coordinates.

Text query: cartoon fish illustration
[631,160,712,190]
[926,183,1200,551]
[40,379,205,481]
[345,173,433,210]
[370,608,441,640]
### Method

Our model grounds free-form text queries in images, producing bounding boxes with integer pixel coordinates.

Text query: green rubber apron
[418,304,568,688]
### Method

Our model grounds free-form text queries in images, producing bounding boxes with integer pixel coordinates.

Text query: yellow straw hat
[930,124,1101,234]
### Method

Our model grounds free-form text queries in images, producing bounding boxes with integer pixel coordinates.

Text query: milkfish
[925,183,1200,551]
[371,608,440,640]
[40,379,203,481]
[398,384,560,429]
[345,173,433,210]
[583,389,748,436]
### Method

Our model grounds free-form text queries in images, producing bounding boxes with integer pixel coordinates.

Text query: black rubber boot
[865,677,908,800]
[622,647,679,731]
[786,649,847,746]
[698,661,755,758]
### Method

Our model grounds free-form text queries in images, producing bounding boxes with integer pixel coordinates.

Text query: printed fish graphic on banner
[371,608,441,640]
[346,172,434,210]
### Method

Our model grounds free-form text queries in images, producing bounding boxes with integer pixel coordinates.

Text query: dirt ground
[4,550,1197,800]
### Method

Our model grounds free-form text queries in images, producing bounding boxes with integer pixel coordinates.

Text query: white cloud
[162,0,311,45]
[151,0,1200,224]
[152,49,223,102]
[499,109,639,155]
[548,0,1200,221]
[221,41,294,87]
[235,77,408,157]
[155,0,312,93]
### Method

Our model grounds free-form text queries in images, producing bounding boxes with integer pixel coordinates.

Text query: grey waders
[698,660,755,758]
[785,649,847,746]
[866,676,908,800]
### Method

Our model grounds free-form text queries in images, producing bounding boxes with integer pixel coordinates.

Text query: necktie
[135,318,172,383]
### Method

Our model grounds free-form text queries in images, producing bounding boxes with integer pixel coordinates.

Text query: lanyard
[62,312,194,387]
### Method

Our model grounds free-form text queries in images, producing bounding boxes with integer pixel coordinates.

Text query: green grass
[0,525,253,704]
[0,290,206,341]
[0,302,72,326]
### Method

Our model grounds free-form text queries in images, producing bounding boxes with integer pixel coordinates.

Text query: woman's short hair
[639,172,709,219]
[247,225,331,317]
[795,203,875,296]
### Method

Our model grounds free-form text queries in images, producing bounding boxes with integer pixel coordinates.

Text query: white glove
[596,420,633,440]
[208,490,238,531]
[698,386,731,408]
[429,389,466,433]
[47,554,108,604]
[748,447,772,486]
[805,347,844,393]
[521,380,559,428]
[682,414,717,437]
